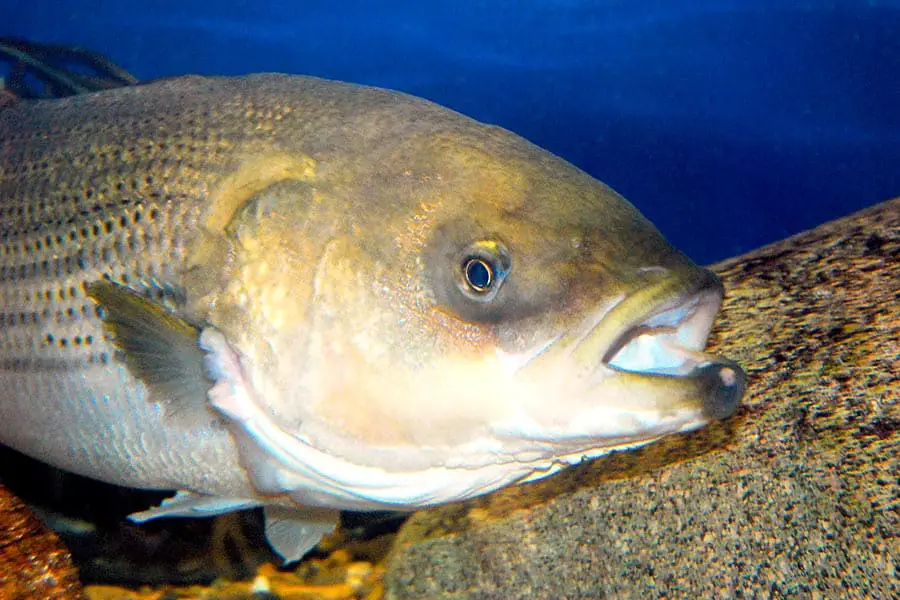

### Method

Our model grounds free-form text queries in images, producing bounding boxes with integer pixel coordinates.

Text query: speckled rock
[385,199,899,599]
[0,481,84,599]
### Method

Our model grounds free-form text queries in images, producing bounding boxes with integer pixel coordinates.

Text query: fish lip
[595,267,746,421]
[592,267,724,374]
[600,287,723,373]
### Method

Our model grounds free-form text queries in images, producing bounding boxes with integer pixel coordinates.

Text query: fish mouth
[505,266,746,452]
[602,286,723,376]
[577,266,746,422]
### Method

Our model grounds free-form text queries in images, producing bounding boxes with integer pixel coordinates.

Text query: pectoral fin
[264,506,339,563]
[87,280,211,418]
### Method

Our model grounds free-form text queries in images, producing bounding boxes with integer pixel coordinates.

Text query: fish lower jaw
[489,409,708,460]
[504,409,718,485]
[512,439,657,484]
[499,411,716,486]
[243,427,689,511]
[220,382,702,511]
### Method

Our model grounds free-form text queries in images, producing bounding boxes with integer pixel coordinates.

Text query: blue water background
[4,1,899,264]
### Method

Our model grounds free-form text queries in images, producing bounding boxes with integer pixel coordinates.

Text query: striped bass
[0,74,745,561]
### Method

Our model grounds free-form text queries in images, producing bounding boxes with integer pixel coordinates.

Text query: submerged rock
[385,199,899,599]
[0,481,84,599]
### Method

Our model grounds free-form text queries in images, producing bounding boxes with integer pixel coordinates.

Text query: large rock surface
[385,199,899,599]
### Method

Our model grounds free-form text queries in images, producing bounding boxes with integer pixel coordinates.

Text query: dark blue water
[4,1,899,263]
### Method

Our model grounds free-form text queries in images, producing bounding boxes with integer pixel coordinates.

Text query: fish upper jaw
[599,272,725,376]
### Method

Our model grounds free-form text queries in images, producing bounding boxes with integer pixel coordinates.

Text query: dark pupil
[464,258,493,291]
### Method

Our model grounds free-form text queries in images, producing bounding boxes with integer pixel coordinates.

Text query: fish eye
[463,258,494,292]
[457,241,510,301]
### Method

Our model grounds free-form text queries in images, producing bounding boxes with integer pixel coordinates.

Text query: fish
[0,74,746,562]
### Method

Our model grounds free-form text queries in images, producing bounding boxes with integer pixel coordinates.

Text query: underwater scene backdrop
[4,0,898,264]
[0,3,898,598]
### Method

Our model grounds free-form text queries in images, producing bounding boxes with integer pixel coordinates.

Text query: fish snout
[693,357,747,420]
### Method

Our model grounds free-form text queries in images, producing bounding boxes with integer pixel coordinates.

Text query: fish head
[202,114,746,509]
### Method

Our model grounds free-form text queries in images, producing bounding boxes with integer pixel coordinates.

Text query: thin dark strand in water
[0,37,137,99]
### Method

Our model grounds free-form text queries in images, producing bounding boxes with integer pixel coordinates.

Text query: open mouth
[602,289,723,377]
[592,278,746,422]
